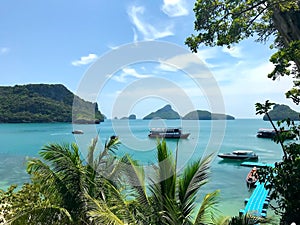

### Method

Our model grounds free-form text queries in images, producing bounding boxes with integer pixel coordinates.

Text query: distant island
[263,104,300,121]
[143,105,181,120]
[0,84,105,123]
[120,114,137,120]
[142,105,235,120]
[183,110,235,120]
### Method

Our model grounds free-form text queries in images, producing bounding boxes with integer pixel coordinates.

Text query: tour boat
[256,129,276,138]
[217,150,258,160]
[148,128,190,139]
[257,128,295,139]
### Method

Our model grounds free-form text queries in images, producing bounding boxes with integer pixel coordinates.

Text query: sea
[0,119,283,219]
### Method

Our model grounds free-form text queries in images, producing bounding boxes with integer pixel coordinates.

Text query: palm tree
[3,135,128,225]
[121,139,219,225]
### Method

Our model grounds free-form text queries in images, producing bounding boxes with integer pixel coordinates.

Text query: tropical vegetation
[256,101,300,225]
[0,84,104,123]
[186,0,300,104]
[187,0,300,223]
[0,137,224,225]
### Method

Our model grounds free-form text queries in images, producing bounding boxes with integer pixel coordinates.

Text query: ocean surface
[0,119,283,218]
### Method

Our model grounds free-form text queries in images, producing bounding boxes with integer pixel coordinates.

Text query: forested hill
[0,84,105,123]
[263,104,300,121]
[143,105,181,120]
[143,104,235,120]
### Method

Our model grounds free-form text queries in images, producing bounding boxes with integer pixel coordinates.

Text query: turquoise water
[0,119,282,217]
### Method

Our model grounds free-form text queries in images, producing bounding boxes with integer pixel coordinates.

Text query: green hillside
[143,105,181,120]
[0,84,104,123]
[263,104,300,121]
[183,110,235,120]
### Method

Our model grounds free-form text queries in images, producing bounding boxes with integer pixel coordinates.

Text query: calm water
[0,119,282,217]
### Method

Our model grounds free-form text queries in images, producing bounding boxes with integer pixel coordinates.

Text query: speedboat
[148,128,190,139]
[72,130,84,134]
[217,150,258,160]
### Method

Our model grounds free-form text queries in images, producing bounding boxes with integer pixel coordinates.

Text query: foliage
[122,139,220,225]
[0,136,130,225]
[0,183,72,225]
[186,0,300,103]
[256,100,300,225]
[0,84,104,123]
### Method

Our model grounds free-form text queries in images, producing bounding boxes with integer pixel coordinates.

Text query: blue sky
[0,0,297,118]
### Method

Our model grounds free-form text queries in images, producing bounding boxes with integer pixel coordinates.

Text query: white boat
[218,150,258,160]
[148,128,190,139]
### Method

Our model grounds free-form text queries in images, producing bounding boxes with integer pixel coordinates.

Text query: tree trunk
[272,3,300,74]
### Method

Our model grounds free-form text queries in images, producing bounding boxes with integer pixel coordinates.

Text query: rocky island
[0,84,105,123]
[183,110,235,120]
[142,105,235,120]
[143,105,181,120]
[263,104,299,121]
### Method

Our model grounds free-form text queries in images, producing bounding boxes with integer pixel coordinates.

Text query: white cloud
[161,0,189,17]
[127,5,174,41]
[157,63,179,72]
[112,67,152,83]
[132,28,138,43]
[0,47,9,55]
[71,53,98,66]
[108,45,120,50]
[222,46,243,58]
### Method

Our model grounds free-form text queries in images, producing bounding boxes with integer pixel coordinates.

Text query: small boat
[256,129,276,138]
[257,128,295,139]
[217,150,258,160]
[246,167,258,188]
[72,130,84,134]
[148,128,190,139]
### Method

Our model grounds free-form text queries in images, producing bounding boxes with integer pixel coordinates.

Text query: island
[143,105,181,120]
[183,110,235,120]
[263,104,300,121]
[142,105,235,120]
[120,114,137,120]
[0,84,105,123]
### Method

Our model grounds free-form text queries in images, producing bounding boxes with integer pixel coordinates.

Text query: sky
[0,0,298,119]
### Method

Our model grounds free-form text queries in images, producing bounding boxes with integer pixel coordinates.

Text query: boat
[148,128,190,139]
[257,128,295,139]
[246,167,258,188]
[72,130,84,134]
[217,150,258,160]
[256,129,276,138]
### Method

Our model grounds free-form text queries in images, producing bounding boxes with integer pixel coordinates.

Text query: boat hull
[148,133,190,139]
[217,154,258,161]
[72,130,84,134]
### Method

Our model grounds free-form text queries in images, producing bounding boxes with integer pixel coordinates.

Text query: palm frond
[87,136,98,166]
[194,190,220,225]
[228,213,263,225]
[178,154,214,219]
[87,194,134,225]
[6,201,73,225]
[120,155,149,205]
[156,139,176,200]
